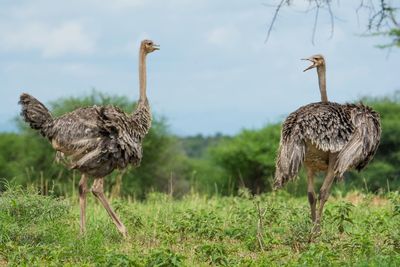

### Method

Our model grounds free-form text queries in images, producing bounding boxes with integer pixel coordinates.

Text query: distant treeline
[1,91,399,197]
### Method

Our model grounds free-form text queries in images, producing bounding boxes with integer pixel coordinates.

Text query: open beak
[153,44,160,50]
[301,58,316,72]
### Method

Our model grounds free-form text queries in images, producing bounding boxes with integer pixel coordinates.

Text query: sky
[0,0,399,136]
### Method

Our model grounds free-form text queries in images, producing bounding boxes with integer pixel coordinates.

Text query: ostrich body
[19,39,159,237]
[274,55,381,230]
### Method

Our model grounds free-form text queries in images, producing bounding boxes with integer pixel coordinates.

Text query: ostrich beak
[301,58,317,72]
[153,44,160,50]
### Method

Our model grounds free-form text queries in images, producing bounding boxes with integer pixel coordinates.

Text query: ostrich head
[302,54,325,72]
[141,39,160,54]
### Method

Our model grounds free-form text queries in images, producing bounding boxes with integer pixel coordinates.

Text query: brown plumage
[274,55,381,232]
[19,39,159,237]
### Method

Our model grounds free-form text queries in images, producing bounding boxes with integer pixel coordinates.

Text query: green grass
[0,186,399,266]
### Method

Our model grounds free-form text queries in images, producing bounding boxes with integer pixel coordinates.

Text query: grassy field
[0,186,399,266]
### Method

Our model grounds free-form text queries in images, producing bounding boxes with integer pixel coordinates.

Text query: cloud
[0,21,95,57]
[206,26,240,46]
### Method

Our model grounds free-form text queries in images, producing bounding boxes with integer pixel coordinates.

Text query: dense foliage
[209,125,281,194]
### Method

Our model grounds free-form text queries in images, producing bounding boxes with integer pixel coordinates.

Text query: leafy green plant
[96,252,139,267]
[195,243,231,266]
[299,243,338,266]
[388,191,400,217]
[283,210,312,251]
[330,201,354,234]
[113,199,144,231]
[146,248,185,267]
[171,208,223,239]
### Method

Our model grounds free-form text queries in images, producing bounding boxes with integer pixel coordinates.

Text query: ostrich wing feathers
[19,92,152,178]
[274,102,381,188]
[274,102,354,188]
[283,102,354,153]
[334,104,381,177]
[48,106,144,177]
[274,134,306,189]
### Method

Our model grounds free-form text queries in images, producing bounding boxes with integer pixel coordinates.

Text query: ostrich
[19,39,159,237]
[274,54,381,231]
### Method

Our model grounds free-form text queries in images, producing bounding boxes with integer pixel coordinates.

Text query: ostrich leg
[91,178,127,237]
[306,168,317,222]
[79,174,88,234]
[314,153,338,232]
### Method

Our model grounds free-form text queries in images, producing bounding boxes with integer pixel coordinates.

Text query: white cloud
[206,26,240,46]
[0,21,95,57]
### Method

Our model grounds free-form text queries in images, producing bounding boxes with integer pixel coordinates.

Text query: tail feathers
[274,137,306,189]
[334,108,381,177]
[19,93,52,135]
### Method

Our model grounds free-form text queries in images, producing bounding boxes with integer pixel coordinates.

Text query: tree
[265,0,399,48]
[210,124,281,194]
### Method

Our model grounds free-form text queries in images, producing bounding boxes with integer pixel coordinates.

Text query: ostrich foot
[118,224,128,238]
[308,222,321,242]
[312,222,321,233]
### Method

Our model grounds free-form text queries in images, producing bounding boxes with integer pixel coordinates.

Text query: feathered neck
[130,44,152,137]
[139,46,147,103]
[317,64,328,102]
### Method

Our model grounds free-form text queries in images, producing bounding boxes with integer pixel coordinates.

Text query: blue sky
[0,0,399,135]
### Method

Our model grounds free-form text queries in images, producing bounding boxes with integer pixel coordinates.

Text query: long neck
[317,64,328,102]
[139,47,147,103]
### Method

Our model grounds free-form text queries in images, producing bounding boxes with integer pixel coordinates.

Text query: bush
[210,124,281,194]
